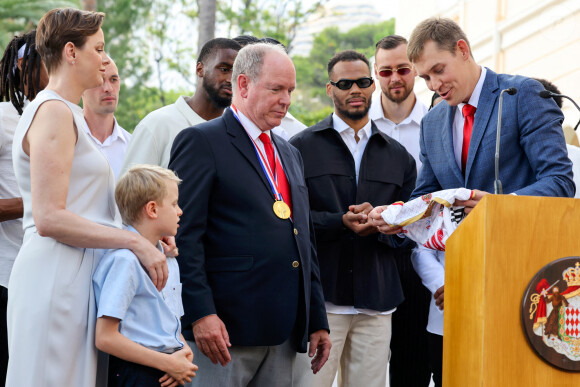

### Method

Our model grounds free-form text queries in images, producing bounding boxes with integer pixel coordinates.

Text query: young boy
[93,165,197,386]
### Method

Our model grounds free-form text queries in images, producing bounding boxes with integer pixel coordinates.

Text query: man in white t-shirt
[0,101,22,387]
[83,59,131,180]
[121,38,241,171]
[0,30,48,385]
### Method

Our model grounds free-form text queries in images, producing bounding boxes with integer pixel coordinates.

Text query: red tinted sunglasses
[378,66,412,77]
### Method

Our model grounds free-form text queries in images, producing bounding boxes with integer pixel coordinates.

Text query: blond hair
[115,164,181,225]
[407,17,471,63]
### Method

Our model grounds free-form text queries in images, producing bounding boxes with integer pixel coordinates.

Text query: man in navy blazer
[169,42,330,386]
[369,17,574,386]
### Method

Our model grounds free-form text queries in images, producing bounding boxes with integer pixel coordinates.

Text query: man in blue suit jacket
[409,18,574,206]
[169,43,330,386]
[369,17,574,386]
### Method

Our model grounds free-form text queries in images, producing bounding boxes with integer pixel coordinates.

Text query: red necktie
[461,104,476,173]
[259,133,293,213]
[259,133,276,174]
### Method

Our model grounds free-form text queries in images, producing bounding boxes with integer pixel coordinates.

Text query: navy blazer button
[292,261,300,268]
[293,228,299,235]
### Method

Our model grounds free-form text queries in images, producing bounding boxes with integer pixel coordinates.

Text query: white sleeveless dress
[7,90,121,387]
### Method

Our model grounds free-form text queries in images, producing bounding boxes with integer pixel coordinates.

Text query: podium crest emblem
[522,257,580,371]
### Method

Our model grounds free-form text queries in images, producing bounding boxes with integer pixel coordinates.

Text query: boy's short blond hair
[115,164,181,225]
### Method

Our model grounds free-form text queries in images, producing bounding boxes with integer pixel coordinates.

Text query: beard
[334,96,371,121]
[384,82,413,104]
[336,106,369,121]
[203,78,232,108]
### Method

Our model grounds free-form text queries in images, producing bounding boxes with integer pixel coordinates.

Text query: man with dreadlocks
[0,29,48,384]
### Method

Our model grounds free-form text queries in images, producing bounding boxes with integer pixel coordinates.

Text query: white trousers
[294,313,392,387]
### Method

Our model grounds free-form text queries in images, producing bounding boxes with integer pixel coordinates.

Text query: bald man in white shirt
[83,59,131,180]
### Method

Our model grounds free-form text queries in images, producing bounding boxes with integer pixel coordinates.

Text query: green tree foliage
[289,104,333,127]
[0,0,76,48]
[99,0,154,84]
[109,0,325,131]
[113,87,187,133]
[218,0,325,51]
[98,0,198,131]
[295,19,395,92]
[97,0,156,131]
[290,19,395,125]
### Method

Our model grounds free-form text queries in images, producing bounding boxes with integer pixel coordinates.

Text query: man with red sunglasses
[370,35,427,172]
[369,35,432,387]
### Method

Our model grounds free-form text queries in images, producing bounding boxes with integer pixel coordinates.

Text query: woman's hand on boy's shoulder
[161,236,179,257]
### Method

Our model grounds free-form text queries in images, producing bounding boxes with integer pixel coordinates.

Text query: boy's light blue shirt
[93,226,184,353]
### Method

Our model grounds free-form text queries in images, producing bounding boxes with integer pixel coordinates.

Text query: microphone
[539,90,580,131]
[505,87,518,96]
[495,87,518,194]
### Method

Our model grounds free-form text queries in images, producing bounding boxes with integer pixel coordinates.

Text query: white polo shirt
[121,96,205,173]
[369,93,427,172]
[0,101,24,288]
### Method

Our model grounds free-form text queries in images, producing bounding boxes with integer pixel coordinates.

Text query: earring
[72,60,75,65]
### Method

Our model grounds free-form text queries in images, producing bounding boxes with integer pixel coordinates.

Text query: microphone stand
[495,88,517,194]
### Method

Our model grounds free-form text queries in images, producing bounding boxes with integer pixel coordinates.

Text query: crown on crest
[563,262,580,287]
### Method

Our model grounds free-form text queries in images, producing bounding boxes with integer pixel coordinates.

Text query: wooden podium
[444,195,580,386]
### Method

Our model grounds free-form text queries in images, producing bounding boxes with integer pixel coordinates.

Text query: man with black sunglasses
[290,50,416,387]
[369,35,432,387]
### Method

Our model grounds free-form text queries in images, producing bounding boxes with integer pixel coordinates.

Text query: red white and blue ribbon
[230,105,284,202]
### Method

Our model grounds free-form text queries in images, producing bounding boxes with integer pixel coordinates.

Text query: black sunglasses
[329,77,374,90]
[378,66,412,78]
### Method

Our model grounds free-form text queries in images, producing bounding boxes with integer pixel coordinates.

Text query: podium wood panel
[444,195,580,386]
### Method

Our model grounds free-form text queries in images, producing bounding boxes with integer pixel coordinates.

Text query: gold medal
[273,200,291,219]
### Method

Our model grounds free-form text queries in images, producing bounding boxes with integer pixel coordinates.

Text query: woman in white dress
[7,8,168,387]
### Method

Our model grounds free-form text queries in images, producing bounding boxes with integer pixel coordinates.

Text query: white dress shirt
[0,102,24,288]
[325,114,395,316]
[235,108,280,160]
[85,117,131,180]
[369,93,427,172]
[332,114,372,186]
[453,67,487,169]
[234,107,294,197]
[272,111,307,140]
